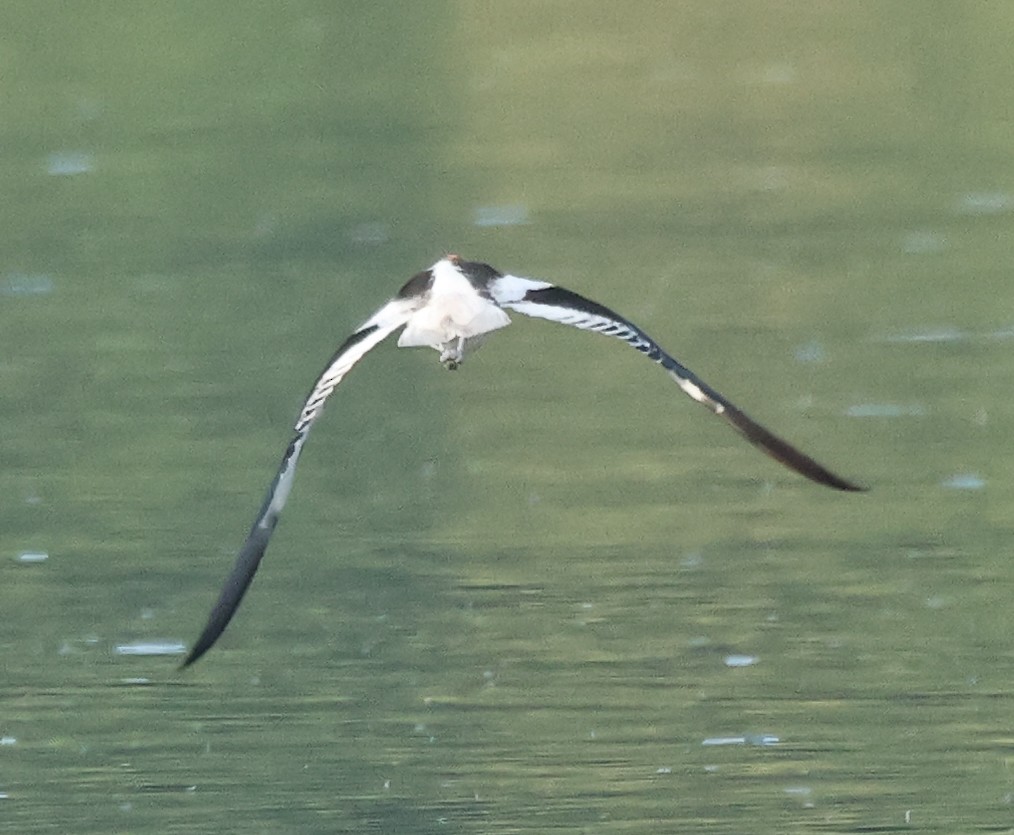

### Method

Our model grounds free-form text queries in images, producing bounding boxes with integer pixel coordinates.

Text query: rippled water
[3,4,1014,832]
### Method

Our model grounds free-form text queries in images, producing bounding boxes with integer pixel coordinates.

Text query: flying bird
[181,254,862,668]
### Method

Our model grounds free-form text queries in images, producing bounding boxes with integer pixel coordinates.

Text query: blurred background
[3,3,1014,832]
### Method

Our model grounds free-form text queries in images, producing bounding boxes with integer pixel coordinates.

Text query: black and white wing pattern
[179,291,426,668]
[488,273,863,493]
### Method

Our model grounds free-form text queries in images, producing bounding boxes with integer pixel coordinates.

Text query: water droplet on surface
[846,403,925,418]
[46,151,94,176]
[940,473,985,490]
[473,204,529,227]
[114,641,186,657]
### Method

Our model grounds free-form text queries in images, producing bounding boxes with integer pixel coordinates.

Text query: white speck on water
[877,326,967,344]
[46,151,94,176]
[785,785,815,807]
[680,551,703,569]
[17,551,48,564]
[954,191,1013,215]
[846,403,925,418]
[793,340,826,363]
[473,204,529,227]
[702,734,778,747]
[347,222,390,245]
[742,63,796,85]
[2,273,54,297]
[114,641,185,657]
[989,324,1014,340]
[941,473,985,490]
[0,737,16,746]
[901,230,947,254]
[876,323,1014,344]
[724,654,757,668]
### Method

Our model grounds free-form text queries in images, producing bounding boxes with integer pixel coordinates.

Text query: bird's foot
[440,352,461,371]
[439,338,465,370]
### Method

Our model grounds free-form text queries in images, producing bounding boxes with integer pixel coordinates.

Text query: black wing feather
[500,283,863,492]
[180,305,417,668]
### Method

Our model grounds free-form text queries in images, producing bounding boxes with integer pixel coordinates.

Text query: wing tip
[177,623,223,670]
[774,454,867,494]
[816,473,868,492]
[177,648,201,671]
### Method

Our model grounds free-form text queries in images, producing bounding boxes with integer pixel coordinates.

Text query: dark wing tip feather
[722,405,866,492]
[179,522,274,669]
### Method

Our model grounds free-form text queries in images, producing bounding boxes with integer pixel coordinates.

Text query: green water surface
[3,4,1014,833]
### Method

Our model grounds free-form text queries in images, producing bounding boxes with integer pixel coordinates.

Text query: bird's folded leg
[439,337,466,370]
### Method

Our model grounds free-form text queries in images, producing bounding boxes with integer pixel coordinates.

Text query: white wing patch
[297,297,419,433]
[505,299,628,333]
[488,273,552,305]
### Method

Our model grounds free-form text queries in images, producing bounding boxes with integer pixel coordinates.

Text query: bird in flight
[180,254,862,668]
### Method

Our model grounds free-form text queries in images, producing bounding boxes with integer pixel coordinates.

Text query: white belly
[397,260,511,348]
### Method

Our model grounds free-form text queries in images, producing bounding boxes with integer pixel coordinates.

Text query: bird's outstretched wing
[179,294,424,668]
[489,274,863,492]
